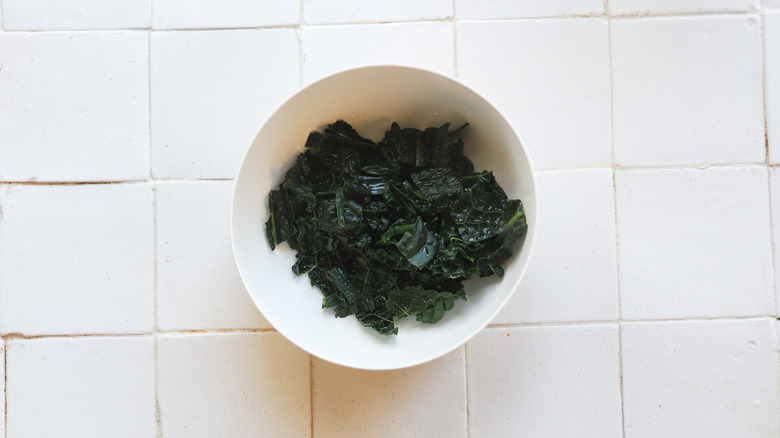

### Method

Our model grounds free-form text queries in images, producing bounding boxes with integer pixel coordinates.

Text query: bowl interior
[232,65,537,370]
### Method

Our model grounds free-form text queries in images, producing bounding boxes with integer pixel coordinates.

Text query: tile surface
[302,22,454,83]
[312,349,466,438]
[0,3,778,438]
[458,19,611,169]
[494,169,618,324]
[6,337,155,437]
[152,0,298,29]
[467,325,622,437]
[622,319,779,438]
[151,29,299,179]
[612,16,764,166]
[2,0,150,29]
[455,0,603,18]
[0,32,149,182]
[304,0,452,24]
[0,184,154,335]
[615,167,773,319]
[156,181,269,330]
[157,333,311,438]
[768,13,780,164]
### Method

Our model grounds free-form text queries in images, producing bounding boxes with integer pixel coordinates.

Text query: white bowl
[231,65,538,370]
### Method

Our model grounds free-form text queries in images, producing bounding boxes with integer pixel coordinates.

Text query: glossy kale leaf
[265,120,527,335]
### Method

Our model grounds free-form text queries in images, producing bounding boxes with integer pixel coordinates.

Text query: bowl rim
[230,63,539,370]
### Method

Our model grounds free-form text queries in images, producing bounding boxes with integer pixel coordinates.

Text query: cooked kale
[265,120,527,335]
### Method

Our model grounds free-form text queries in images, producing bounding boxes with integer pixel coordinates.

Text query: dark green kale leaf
[265,120,527,335]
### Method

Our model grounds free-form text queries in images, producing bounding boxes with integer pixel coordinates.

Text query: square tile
[312,349,465,438]
[622,319,779,438]
[304,0,451,24]
[157,332,310,438]
[0,32,149,182]
[156,181,269,330]
[6,336,155,437]
[610,0,756,15]
[494,169,618,324]
[458,19,611,169]
[302,22,454,84]
[455,0,603,19]
[766,0,780,8]
[467,325,622,437]
[615,167,773,319]
[2,0,150,30]
[153,0,298,29]
[0,184,154,335]
[768,13,780,163]
[151,29,299,179]
[612,16,764,166]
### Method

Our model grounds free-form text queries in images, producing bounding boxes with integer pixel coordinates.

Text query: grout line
[0,178,234,185]
[147,22,162,436]
[309,355,314,438]
[1,25,298,33]
[452,20,459,78]
[153,336,162,438]
[2,316,779,341]
[487,315,777,328]
[0,163,773,188]
[617,322,627,438]
[299,3,310,437]
[0,180,151,185]
[3,339,6,438]
[762,12,778,319]
[609,10,755,19]
[606,162,766,171]
[606,8,627,437]
[463,344,471,438]
[0,328,278,340]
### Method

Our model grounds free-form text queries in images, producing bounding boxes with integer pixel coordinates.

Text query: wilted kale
[266,120,527,335]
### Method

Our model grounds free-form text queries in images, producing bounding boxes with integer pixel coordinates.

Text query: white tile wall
[150,29,299,179]
[312,349,466,438]
[0,184,154,335]
[455,0,604,19]
[2,0,150,30]
[302,22,454,83]
[304,0,452,24]
[6,336,155,437]
[458,19,612,169]
[768,12,780,164]
[156,181,269,330]
[494,169,618,324]
[615,167,773,320]
[0,3,778,437]
[0,32,149,182]
[610,0,757,15]
[622,319,778,438]
[467,325,622,437]
[157,332,310,438]
[152,0,299,29]
[612,16,764,166]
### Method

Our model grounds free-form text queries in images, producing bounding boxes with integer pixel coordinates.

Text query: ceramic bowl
[231,65,537,370]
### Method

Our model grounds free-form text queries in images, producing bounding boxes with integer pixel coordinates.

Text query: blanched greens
[266,120,526,335]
